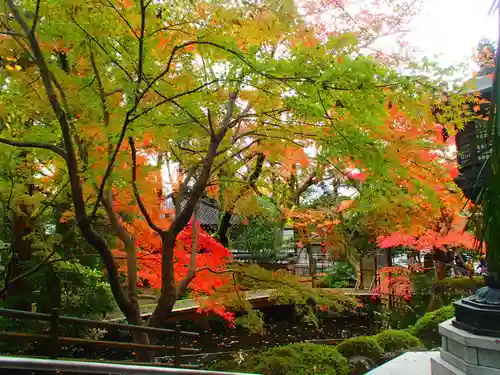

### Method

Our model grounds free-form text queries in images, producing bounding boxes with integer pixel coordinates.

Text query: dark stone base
[453,276,500,337]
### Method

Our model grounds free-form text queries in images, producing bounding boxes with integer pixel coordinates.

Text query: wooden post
[200,318,211,353]
[174,324,182,367]
[49,308,60,359]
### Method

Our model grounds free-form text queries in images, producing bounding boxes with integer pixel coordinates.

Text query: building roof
[165,196,239,227]
[465,73,493,94]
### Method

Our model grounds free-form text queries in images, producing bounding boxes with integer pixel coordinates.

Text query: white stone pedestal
[431,318,500,375]
[366,352,438,375]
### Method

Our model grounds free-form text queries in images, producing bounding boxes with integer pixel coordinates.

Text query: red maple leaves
[377,229,479,252]
[371,266,412,298]
[126,223,232,294]
[109,145,233,303]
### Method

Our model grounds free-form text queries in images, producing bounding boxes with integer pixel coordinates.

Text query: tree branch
[105,0,139,40]
[67,13,134,82]
[177,203,200,296]
[211,138,264,174]
[102,189,133,246]
[7,0,132,319]
[30,0,42,36]
[171,93,236,235]
[33,179,70,220]
[137,0,146,86]
[89,42,110,128]
[0,138,67,160]
[129,79,220,123]
[93,80,220,216]
[292,173,317,204]
[129,136,164,234]
[0,248,57,299]
[218,92,238,134]
[167,97,212,137]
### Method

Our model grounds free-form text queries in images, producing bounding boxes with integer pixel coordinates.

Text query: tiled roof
[165,196,239,226]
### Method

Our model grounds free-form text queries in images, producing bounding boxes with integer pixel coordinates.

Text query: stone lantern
[453,72,493,202]
[431,53,500,375]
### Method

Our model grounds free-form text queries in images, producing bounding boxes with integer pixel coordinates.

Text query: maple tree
[370,122,481,282]
[106,147,233,325]
[287,97,478,288]
[0,0,473,360]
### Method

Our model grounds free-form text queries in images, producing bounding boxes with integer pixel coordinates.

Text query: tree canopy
[0,0,474,353]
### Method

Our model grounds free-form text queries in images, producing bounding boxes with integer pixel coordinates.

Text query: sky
[405,0,497,72]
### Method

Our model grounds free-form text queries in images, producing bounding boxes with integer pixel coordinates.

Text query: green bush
[321,262,356,288]
[205,359,248,373]
[374,330,423,353]
[410,305,455,349]
[249,343,349,375]
[336,336,384,361]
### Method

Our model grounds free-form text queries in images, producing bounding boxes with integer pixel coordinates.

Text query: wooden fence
[0,308,201,367]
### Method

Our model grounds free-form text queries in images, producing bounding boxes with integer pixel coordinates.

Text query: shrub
[205,359,248,373]
[410,305,455,349]
[250,343,349,375]
[321,262,356,288]
[336,336,384,362]
[374,330,423,353]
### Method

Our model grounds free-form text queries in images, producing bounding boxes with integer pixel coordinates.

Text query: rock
[349,356,375,375]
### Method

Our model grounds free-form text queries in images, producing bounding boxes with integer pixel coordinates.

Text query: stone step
[431,356,467,375]
[440,350,500,375]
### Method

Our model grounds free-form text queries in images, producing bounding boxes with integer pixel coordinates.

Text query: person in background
[466,256,474,276]
[477,255,487,275]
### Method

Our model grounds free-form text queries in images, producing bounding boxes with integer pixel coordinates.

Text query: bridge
[107,288,374,323]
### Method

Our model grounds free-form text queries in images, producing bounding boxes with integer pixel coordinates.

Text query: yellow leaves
[122,0,134,9]
[234,195,261,217]
[183,44,195,53]
[197,3,210,18]
[239,90,259,104]
[4,63,22,71]
[281,146,309,176]
[337,200,354,212]
[81,124,104,139]
[157,35,172,50]
[60,210,75,223]
[75,56,90,76]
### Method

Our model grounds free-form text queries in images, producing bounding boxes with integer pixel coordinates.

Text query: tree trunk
[216,211,232,247]
[128,303,153,362]
[274,219,286,253]
[306,244,317,287]
[125,239,153,361]
[38,266,61,313]
[385,248,393,267]
[433,250,447,280]
[148,230,178,329]
[357,258,364,289]
[7,178,34,310]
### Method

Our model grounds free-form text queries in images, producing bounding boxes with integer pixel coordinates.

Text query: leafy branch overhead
[0,0,471,343]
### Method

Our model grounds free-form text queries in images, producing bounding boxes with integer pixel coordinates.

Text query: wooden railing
[0,308,201,367]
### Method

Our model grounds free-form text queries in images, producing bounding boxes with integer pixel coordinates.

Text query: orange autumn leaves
[109,154,232,297]
[377,209,481,253]
[60,137,232,302]
[286,199,353,252]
